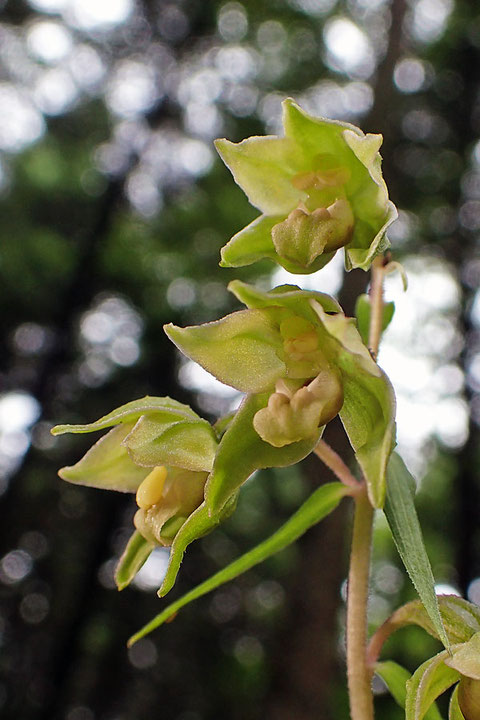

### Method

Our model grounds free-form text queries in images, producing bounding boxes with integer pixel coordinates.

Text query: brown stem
[368,255,385,359]
[313,439,361,491]
[347,488,375,720]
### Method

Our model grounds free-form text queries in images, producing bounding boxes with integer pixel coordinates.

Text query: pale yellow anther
[136,466,168,510]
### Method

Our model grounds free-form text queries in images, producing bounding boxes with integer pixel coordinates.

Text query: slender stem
[368,255,385,360]
[313,439,361,490]
[345,254,386,720]
[347,488,375,720]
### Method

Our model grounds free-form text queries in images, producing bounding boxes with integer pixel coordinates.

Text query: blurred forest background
[0,0,480,719]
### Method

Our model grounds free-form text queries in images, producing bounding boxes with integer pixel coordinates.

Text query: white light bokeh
[66,0,133,31]
[26,20,73,64]
[409,0,453,44]
[324,17,375,79]
[133,547,170,591]
[0,84,45,152]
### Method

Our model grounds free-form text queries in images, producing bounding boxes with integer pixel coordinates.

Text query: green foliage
[129,481,349,644]
[384,453,448,649]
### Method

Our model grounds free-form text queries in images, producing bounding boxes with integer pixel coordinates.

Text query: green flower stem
[346,254,385,719]
[368,255,385,360]
[347,487,375,720]
[313,439,361,491]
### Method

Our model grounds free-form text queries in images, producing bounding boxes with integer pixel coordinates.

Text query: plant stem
[368,255,385,360]
[346,254,385,720]
[313,439,361,491]
[347,487,375,720]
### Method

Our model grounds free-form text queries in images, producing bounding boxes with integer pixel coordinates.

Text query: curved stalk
[313,439,362,491]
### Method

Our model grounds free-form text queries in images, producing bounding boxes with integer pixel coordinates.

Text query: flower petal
[215,135,303,215]
[58,423,147,492]
[164,309,286,393]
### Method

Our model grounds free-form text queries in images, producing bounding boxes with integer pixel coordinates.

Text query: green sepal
[164,309,286,394]
[406,650,461,720]
[449,686,466,720]
[220,213,284,268]
[375,661,443,720]
[313,303,395,508]
[158,492,239,597]
[384,452,449,650]
[214,135,302,216]
[124,414,217,472]
[355,293,395,346]
[373,596,480,650]
[51,396,199,435]
[115,530,155,590]
[205,393,322,515]
[128,481,349,644]
[228,279,342,316]
[58,423,147,492]
[445,632,480,680]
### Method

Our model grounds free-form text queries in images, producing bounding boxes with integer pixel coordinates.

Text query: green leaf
[164,309,286,394]
[214,135,303,215]
[128,481,348,645]
[449,685,466,720]
[205,393,321,514]
[406,650,460,720]
[58,424,147,492]
[124,414,217,472]
[51,396,198,435]
[445,632,480,680]
[385,453,449,649]
[115,530,155,590]
[355,293,395,346]
[375,661,443,720]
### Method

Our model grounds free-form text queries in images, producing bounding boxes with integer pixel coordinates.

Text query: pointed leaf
[164,309,285,394]
[355,293,395,346]
[115,530,155,590]
[384,452,449,649]
[58,424,147,492]
[406,650,460,720]
[205,393,321,514]
[449,686,466,720]
[375,661,443,720]
[51,396,198,435]
[214,135,303,215]
[128,481,348,644]
[124,414,217,472]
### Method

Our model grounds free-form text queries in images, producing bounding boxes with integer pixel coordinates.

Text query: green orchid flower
[215,98,397,274]
[51,397,220,588]
[165,281,396,508]
[372,595,480,720]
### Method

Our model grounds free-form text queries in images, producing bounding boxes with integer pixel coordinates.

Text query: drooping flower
[215,98,397,274]
[52,397,220,588]
[165,281,396,508]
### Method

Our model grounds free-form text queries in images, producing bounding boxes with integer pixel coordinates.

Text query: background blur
[0,1,479,718]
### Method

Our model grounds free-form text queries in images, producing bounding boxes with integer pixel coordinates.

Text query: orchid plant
[52,100,479,720]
